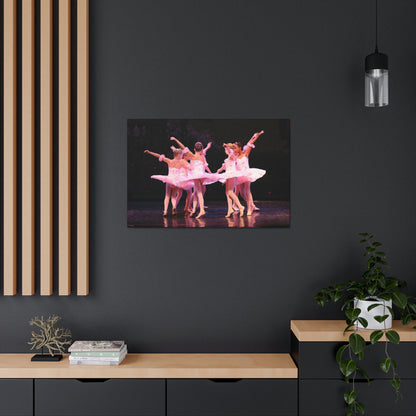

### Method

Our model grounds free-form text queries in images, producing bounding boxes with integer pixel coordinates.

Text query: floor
[127,201,290,228]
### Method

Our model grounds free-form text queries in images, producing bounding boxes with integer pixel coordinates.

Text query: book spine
[71,347,127,358]
[69,360,121,366]
[69,350,127,365]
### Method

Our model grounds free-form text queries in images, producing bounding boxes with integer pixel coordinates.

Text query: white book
[69,340,124,352]
[70,348,127,366]
[70,346,127,361]
[69,359,123,366]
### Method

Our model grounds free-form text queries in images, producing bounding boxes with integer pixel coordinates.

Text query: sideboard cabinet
[291,320,416,416]
[0,353,298,416]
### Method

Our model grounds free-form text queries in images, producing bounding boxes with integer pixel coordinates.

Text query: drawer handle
[76,378,110,383]
[209,378,242,383]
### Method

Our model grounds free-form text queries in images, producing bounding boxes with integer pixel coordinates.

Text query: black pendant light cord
[375,0,378,52]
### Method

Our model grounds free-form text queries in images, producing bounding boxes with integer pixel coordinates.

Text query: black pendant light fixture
[365,0,388,107]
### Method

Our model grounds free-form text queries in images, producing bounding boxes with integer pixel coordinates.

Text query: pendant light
[365,0,388,107]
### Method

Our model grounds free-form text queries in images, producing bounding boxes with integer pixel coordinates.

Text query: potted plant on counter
[315,233,416,416]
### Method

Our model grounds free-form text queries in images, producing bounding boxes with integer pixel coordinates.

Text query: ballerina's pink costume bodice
[224,157,237,173]
[189,159,207,176]
[236,156,250,172]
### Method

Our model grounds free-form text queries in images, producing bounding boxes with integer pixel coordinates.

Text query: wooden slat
[0,354,298,379]
[40,0,53,295]
[59,0,71,295]
[21,0,35,295]
[3,0,17,296]
[77,0,89,295]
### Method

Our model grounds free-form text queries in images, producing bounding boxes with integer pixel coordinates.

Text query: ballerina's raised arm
[144,150,173,166]
[243,130,264,156]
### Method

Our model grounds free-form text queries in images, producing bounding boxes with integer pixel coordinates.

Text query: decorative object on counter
[28,315,72,361]
[315,233,416,416]
[365,0,388,107]
[68,341,127,365]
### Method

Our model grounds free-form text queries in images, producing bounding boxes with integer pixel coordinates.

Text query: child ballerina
[169,145,201,213]
[170,137,217,219]
[234,130,266,216]
[216,143,245,217]
[144,148,190,216]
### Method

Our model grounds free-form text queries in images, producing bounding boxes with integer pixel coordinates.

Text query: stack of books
[68,341,127,366]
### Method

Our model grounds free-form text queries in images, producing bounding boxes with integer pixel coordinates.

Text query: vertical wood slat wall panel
[2,0,89,296]
[40,0,53,295]
[3,0,17,296]
[58,0,71,295]
[21,0,35,295]
[77,0,89,295]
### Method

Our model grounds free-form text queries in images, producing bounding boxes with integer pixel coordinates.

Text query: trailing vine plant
[315,233,416,416]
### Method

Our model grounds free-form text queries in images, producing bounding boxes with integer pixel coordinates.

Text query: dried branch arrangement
[28,315,72,356]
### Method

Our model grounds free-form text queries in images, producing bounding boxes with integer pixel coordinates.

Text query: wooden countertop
[0,353,298,379]
[291,320,416,342]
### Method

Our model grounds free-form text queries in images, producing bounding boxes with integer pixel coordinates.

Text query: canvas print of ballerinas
[127,119,290,228]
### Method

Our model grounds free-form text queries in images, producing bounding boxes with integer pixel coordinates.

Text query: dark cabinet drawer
[300,379,416,416]
[167,379,297,416]
[0,379,33,416]
[35,379,165,416]
[292,335,416,379]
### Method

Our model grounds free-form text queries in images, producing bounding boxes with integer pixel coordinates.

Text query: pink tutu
[218,157,246,184]
[151,167,193,190]
[235,156,266,185]
[235,168,266,185]
[181,159,219,186]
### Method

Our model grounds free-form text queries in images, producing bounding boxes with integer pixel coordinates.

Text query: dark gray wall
[2,0,416,353]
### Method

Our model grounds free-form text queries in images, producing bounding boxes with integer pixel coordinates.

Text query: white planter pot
[354,297,392,330]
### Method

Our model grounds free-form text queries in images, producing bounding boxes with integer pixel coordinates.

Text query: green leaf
[370,330,384,344]
[386,330,400,344]
[336,344,348,363]
[373,242,382,247]
[355,401,365,414]
[391,378,401,390]
[357,366,370,383]
[408,303,416,314]
[346,308,361,321]
[339,360,356,377]
[367,284,377,296]
[401,314,412,326]
[344,390,356,405]
[343,323,355,334]
[384,280,398,290]
[392,292,407,309]
[391,359,397,369]
[367,303,382,312]
[349,333,366,355]
[387,306,395,319]
[380,358,391,373]
[357,317,368,328]
[374,315,389,323]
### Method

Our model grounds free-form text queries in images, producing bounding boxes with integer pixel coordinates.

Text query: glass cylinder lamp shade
[365,51,388,107]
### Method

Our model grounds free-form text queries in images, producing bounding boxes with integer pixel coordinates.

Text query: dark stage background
[127,119,290,203]
[1,1,416,356]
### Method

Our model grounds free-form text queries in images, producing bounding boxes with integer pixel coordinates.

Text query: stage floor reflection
[128,201,289,228]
